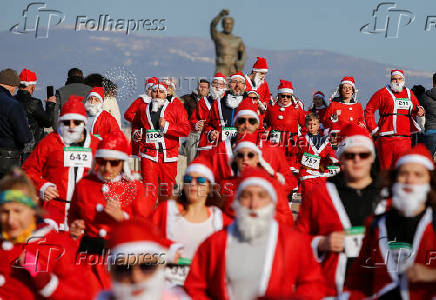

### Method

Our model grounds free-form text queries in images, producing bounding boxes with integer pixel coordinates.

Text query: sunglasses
[236,117,258,125]
[183,175,207,184]
[342,152,372,160]
[248,96,259,100]
[279,94,292,99]
[96,158,122,167]
[62,120,83,126]
[112,263,158,277]
[236,151,257,159]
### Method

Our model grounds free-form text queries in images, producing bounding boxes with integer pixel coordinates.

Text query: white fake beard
[392,183,429,217]
[85,102,102,117]
[390,81,405,93]
[151,98,166,112]
[226,94,243,109]
[233,201,274,241]
[59,122,84,145]
[253,73,264,88]
[210,87,226,99]
[112,268,165,300]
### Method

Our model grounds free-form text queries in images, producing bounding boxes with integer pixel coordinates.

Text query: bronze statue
[210,9,246,76]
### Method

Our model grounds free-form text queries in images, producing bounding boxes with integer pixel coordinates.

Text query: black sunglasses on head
[342,152,372,160]
[62,120,83,126]
[236,117,258,125]
[96,158,122,167]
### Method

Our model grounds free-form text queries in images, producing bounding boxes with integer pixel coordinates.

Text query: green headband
[0,190,36,209]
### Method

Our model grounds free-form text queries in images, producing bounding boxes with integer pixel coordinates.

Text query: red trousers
[141,153,178,202]
[376,136,411,170]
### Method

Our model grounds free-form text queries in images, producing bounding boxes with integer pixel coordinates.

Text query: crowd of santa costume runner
[0,58,435,300]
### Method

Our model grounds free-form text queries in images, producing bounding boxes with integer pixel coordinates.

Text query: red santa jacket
[297,134,338,180]
[0,226,100,300]
[244,74,271,105]
[137,97,190,163]
[184,220,326,300]
[190,96,215,151]
[344,208,436,299]
[22,132,100,230]
[295,181,366,297]
[124,95,150,156]
[89,110,120,139]
[68,173,153,239]
[365,85,420,136]
[324,100,365,131]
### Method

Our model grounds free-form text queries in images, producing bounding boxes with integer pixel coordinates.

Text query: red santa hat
[337,124,375,157]
[95,131,137,180]
[230,71,245,82]
[152,82,168,95]
[86,87,104,103]
[58,95,87,123]
[313,90,325,99]
[145,76,159,90]
[235,167,278,204]
[277,79,294,94]
[252,57,268,73]
[185,156,215,184]
[232,133,285,184]
[340,76,355,88]
[107,219,168,259]
[161,77,177,89]
[19,68,37,86]
[232,98,259,126]
[213,72,227,84]
[395,144,434,170]
[391,69,405,79]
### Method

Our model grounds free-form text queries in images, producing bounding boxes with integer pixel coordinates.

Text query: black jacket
[16,89,56,149]
[0,86,32,150]
[420,88,436,131]
[181,91,202,119]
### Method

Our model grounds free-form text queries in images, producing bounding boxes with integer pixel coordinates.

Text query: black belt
[78,236,106,255]
[52,198,70,203]
[380,135,411,138]
[380,113,411,118]
[0,149,21,159]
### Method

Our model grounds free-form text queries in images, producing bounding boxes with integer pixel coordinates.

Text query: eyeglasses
[96,158,123,167]
[236,117,258,125]
[236,152,257,159]
[183,175,207,184]
[61,120,83,126]
[342,152,372,160]
[112,263,158,277]
[279,94,292,99]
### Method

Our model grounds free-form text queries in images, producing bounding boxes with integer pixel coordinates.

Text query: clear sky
[2,0,436,71]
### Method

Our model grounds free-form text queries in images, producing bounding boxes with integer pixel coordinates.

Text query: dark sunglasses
[112,263,158,276]
[236,152,256,159]
[236,117,258,125]
[96,158,122,167]
[62,120,83,126]
[279,94,292,99]
[342,152,372,160]
[183,175,207,184]
[248,96,259,100]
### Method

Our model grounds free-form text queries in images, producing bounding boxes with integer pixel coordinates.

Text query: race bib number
[222,127,237,141]
[301,152,321,169]
[327,165,340,176]
[388,242,413,273]
[344,226,365,258]
[269,130,282,144]
[165,258,191,286]
[64,147,92,168]
[395,98,412,110]
[145,130,164,143]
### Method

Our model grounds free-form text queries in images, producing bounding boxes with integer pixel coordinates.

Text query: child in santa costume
[134,82,190,203]
[295,123,380,298]
[344,144,436,299]
[297,112,338,196]
[264,79,306,191]
[310,90,328,130]
[23,96,100,231]
[365,69,425,170]
[192,72,227,152]
[0,172,100,300]
[84,87,120,139]
[68,130,153,290]
[124,76,159,156]
[96,219,188,300]
[184,167,326,300]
